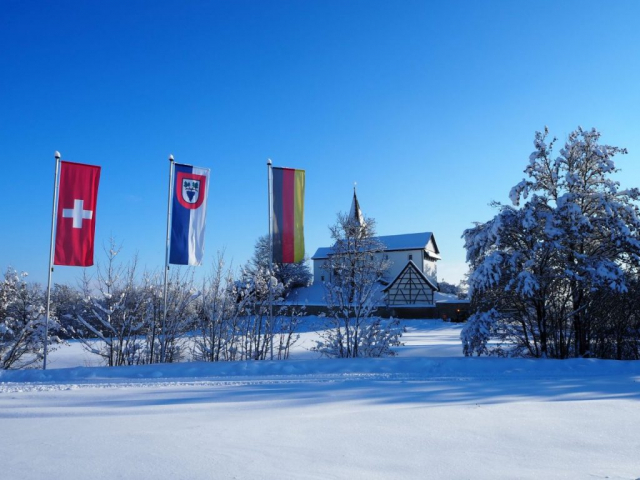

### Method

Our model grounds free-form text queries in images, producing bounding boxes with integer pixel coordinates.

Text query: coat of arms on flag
[177,171,206,209]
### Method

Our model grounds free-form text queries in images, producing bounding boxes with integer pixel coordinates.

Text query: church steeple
[348,184,366,229]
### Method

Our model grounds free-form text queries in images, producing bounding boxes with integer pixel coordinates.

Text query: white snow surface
[1,319,639,479]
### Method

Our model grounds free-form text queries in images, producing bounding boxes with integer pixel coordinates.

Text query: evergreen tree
[247,235,312,295]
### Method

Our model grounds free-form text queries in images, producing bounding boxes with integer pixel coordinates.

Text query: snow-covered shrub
[461,309,498,356]
[315,317,404,358]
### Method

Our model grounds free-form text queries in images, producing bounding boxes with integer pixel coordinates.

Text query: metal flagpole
[43,151,61,370]
[161,154,174,363]
[267,159,274,360]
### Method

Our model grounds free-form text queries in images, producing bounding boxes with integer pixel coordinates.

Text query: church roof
[311,231,439,260]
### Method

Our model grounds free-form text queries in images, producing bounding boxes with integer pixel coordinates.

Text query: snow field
[1,320,639,479]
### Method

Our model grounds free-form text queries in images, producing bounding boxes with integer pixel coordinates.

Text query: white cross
[62,199,93,229]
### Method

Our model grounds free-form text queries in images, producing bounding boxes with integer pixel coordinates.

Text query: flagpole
[161,154,174,363]
[267,158,274,360]
[43,151,61,370]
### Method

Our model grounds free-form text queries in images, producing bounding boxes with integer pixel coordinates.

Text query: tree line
[1,213,405,369]
[0,241,308,369]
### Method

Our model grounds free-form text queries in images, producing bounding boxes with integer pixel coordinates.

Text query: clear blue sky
[2,0,640,287]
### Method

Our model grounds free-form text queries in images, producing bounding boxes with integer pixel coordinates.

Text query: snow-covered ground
[1,319,639,479]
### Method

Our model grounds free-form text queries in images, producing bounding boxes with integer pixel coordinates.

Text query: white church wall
[313,249,427,286]
[313,259,328,284]
[423,258,437,285]
[426,237,439,255]
[384,250,422,281]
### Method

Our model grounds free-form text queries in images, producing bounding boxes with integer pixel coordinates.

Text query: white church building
[287,190,469,319]
[311,190,441,307]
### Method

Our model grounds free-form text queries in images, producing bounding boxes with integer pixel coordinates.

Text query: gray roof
[311,247,334,259]
[311,232,438,260]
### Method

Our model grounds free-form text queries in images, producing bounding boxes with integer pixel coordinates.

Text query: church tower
[347,186,366,232]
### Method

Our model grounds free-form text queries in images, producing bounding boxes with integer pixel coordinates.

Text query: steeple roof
[347,186,366,229]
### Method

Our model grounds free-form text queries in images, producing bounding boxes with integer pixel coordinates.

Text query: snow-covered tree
[194,252,302,362]
[247,235,312,295]
[235,265,285,361]
[50,283,84,339]
[463,127,640,358]
[315,212,402,358]
[74,240,152,366]
[158,268,200,363]
[588,271,640,359]
[193,254,244,362]
[437,281,458,295]
[0,268,61,369]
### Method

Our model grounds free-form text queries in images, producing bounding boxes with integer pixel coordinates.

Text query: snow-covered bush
[315,317,404,358]
[461,309,498,357]
[588,274,640,360]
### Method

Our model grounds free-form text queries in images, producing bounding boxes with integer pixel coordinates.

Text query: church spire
[348,184,366,229]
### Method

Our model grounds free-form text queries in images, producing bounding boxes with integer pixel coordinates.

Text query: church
[310,189,440,307]
[288,190,469,320]
[286,189,469,321]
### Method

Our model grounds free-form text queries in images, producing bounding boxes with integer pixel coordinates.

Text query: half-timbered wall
[386,262,435,306]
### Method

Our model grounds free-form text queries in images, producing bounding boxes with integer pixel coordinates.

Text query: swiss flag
[54,161,101,266]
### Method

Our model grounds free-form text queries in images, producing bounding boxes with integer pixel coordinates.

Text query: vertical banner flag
[54,161,101,266]
[272,167,305,263]
[170,163,210,265]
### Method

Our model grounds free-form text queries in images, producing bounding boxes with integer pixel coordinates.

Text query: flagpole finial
[169,154,174,162]
[54,151,61,159]
[267,158,272,166]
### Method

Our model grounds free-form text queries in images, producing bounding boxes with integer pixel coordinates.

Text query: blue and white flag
[169,163,210,265]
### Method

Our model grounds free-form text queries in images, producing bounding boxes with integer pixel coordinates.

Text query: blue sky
[2,0,640,287]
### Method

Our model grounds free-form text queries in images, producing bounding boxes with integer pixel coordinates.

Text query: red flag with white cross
[54,161,101,266]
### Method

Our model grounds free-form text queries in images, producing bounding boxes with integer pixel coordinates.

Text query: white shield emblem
[181,178,201,204]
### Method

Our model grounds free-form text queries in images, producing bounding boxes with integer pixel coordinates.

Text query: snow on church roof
[311,232,438,260]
